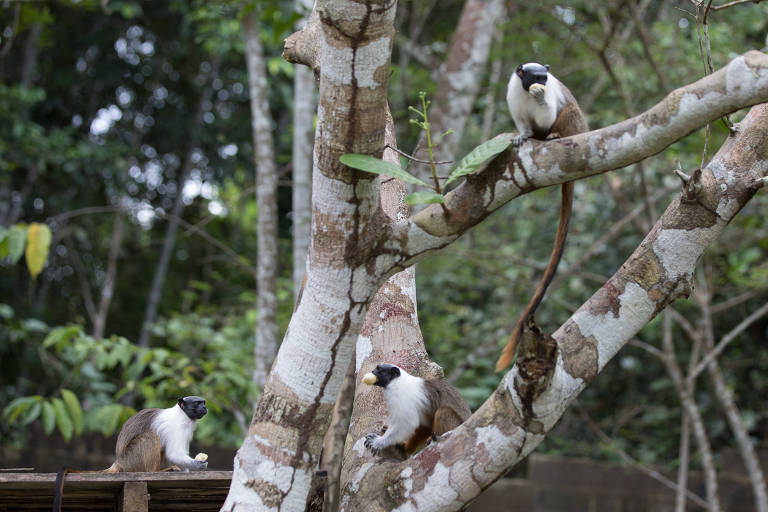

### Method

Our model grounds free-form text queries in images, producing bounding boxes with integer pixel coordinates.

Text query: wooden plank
[0,472,233,511]
[119,481,148,512]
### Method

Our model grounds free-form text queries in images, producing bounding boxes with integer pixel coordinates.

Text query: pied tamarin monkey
[362,364,471,456]
[53,397,208,511]
[496,63,589,371]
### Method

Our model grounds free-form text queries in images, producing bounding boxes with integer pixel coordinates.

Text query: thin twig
[574,401,709,509]
[712,0,764,9]
[384,144,452,165]
[688,300,768,381]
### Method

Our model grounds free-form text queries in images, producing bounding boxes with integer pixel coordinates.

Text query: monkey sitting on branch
[53,396,209,511]
[362,364,471,457]
[497,62,589,371]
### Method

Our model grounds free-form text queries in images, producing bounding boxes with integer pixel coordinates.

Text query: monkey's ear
[544,64,551,71]
[177,397,185,407]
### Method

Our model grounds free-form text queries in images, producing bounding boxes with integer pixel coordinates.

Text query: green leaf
[7,224,27,264]
[61,389,84,435]
[53,398,74,441]
[21,401,42,426]
[339,154,429,187]
[42,401,56,435]
[25,222,52,279]
[43,325,83,349]
[445,136,512,186]
[405,191,445,205]
[3,396,36,423]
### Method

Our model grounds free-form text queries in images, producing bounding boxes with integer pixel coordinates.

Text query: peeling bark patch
[653,228,715,280]
[474,424,517,472]
[558,321,599,382]
[356,335,372,372]
[393,463,459,512]
[513,323,558,431]
[572,282,655,370]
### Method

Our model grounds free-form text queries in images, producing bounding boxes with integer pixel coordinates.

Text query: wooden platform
[0,471,232,511]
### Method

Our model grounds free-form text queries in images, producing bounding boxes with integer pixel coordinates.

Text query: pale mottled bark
[222,2,396,509]
[243,12,280,389]
[404,52,768,248]
[292,0,316,298]
[223,0,768,506]
[338,105,768,510]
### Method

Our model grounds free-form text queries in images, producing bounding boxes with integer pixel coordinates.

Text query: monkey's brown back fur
[497,85,588,371]
[104,408,165,472]
[404,378,471,455]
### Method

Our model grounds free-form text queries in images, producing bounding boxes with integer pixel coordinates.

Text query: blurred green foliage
[1,0,767,475]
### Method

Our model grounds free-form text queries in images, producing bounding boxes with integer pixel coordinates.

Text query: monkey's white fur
[368,367,430,450]
[506,66,566,139]
[152,404,201,471]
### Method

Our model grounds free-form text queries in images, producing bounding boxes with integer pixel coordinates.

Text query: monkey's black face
[516,63,550,92]
[178,396,207,420]
[371,364,401,388]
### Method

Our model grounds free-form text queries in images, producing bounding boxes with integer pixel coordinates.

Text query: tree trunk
[137,61,219,347]
[411,0,504,168]
[243,11,280,390]
[137,160,190,347]
[223,4,768,505]
[696,277,768,512]
[292,0,316,299]
[92,209,124,340]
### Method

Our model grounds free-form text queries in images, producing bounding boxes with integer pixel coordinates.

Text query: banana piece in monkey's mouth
[529,83,546,100]
[362,373,377,385]
[195,453,208,462]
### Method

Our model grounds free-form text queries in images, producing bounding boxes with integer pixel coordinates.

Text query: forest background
[1,0,768,509]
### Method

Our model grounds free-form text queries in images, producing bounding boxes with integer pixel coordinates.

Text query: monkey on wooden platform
[497,63,589,372]
[53,396,208,511]
[362,364,471,457]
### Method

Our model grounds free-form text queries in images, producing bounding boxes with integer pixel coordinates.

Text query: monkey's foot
[511,135,529,148]
[364,433,382,455]
[161,465,182,472]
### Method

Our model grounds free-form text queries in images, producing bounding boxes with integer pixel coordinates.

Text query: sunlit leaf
[25,222,52,279]
[339,154,429,187]
[405,191,445,205]
[445,136,512,186]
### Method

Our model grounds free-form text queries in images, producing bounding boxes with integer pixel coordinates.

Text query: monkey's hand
[364,433,388,455]
[192,459,208,471]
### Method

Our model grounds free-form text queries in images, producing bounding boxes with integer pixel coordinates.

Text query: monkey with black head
[497,63,589,372]
[362,364,471,457]
[103,395,208,472]
[53,396,208,511]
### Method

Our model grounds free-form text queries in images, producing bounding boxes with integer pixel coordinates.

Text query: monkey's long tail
[496,181,573,371]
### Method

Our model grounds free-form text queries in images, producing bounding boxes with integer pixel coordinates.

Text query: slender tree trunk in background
[137,159,190,347]
[661,313,722,512]
[696,277,768,512]
[411,0,504,170]
[137,60,219,347]
[20,22,41,86]
[243,12,279,389]
[292,0,316,299]
[92,209,124,339]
